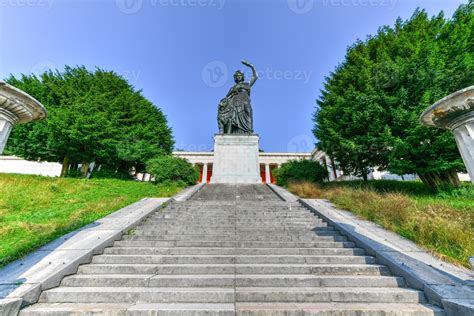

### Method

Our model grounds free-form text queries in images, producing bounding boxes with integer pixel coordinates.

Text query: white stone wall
[311,150,471,182]
[0,156,62,177]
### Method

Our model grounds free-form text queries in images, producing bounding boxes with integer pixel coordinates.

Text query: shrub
[274,160,327,187]
[146,156,199,185]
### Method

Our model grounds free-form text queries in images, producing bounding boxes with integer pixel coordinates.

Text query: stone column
[202,163,208,183]
[323,156,333,181]
[265,163,271,183]
[452,121,474,180]
[0,114,14,154]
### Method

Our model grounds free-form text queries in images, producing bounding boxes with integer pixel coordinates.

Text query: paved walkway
[21,184,444,315]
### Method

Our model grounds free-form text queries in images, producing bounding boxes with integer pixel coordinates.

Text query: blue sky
[0,0,463,152]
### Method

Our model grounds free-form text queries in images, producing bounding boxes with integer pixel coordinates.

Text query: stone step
[141,231,338,236]
[121,235,346,242]
[104,247,366,256]
[152,210,311,215]
[62,274,404,288]
[139,224,328,230]
[235,287,426,303]
[168,204,305,208]
[155,206,308,210]
[113,240,356,248]
[20,302,444,316]
[137,228,336,235]
[143,226,336,232]
[152,213,314,216]
[91,254,374,264]
[144,221,324,226]
[77,263,390,275]
[39,287,235,303]
[149,215,321,219]
[131,231,339,237]
[145,218,319,223]
[235,303,444,316]
[179,214,315,217]
[147,214,321,219]
[20,303,235,316]
[155,213,312,217]
[162,209,311,212]
[175,204,304,207]
[38,287,425,304]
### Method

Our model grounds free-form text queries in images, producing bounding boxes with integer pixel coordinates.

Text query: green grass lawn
[288,180,474,268]
[0,173,183,267]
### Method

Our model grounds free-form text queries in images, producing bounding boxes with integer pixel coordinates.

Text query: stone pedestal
[420,86,474,183]
[210,134,262,184]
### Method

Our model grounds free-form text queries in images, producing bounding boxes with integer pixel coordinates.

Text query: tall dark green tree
[314,1,473,187]
[5,66,173,177]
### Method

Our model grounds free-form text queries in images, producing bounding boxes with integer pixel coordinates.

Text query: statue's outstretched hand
[241,60,252,67]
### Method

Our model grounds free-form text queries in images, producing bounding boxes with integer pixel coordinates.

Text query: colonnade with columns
[172,151,312,184]
[194,162,280,184]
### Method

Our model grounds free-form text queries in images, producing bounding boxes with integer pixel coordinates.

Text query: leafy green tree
[314,2,473,187]
[274,160,327,187]
[146,156,199,185]
[5,66,174,177]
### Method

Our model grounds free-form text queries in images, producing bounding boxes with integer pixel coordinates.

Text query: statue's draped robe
[227,82,253,134]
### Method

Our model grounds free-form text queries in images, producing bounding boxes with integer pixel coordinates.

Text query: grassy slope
[0,173,182,267]
[288,180,474,268]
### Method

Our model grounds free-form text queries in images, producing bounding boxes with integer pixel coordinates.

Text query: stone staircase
[21,184,444,315]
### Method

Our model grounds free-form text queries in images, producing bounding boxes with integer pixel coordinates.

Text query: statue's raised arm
[241,60,258,87]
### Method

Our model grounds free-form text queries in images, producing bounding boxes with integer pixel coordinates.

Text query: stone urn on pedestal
[0,81,47,154]
[420,86,474,183]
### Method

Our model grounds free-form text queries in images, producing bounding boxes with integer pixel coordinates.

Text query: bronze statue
[217,60,258,134]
